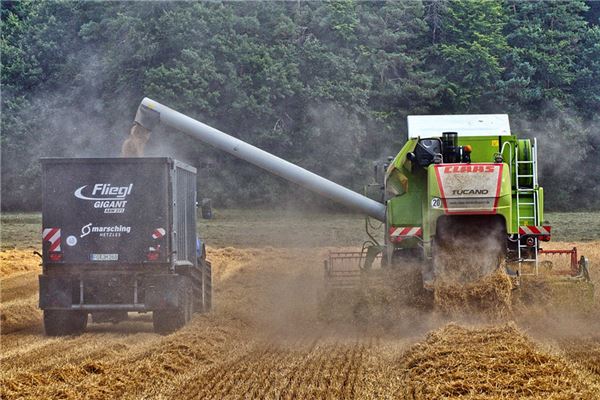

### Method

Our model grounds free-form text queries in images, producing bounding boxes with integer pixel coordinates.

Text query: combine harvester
[133,99,593,316]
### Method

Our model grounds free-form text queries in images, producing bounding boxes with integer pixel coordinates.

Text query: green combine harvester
[369,115,552,284]
[133,100,592,313]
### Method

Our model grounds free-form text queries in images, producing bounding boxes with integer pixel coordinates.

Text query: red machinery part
[538,247,578,276]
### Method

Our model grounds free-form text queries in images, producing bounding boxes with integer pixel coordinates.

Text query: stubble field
[1,210,599,399]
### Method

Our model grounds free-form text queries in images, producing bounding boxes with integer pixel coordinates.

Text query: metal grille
[324,251,383,290]
[174,165,197,265]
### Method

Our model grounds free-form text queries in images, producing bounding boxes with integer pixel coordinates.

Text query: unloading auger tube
[135,98,387,222]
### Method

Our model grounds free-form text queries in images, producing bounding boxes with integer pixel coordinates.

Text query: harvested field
[1,211,600,399]
[0,249,40,277]
[560,336,600,378]
[400,323,600,399]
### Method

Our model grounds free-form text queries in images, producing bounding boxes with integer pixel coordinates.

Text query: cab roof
[407,114,511,138]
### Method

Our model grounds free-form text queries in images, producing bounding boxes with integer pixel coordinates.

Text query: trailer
[39,157,211,335]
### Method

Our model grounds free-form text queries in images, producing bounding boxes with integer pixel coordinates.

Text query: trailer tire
[44,310,88,336]
[153,281,192,334]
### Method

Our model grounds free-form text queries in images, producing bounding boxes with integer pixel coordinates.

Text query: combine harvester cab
[39,157,212,335]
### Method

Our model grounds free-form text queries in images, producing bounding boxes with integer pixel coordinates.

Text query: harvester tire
[43,310,88,336]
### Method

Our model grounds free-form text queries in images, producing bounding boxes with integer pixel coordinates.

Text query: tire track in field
[264,337,330,398]
[278,342,329,398]
[295,344,339,398]
[184,345,273,398]
[296,344,329,387]
[293,344,343,399]
[247,344,311,398]
[195,338,312,399]
[249,337,322,398]
[208,348,273,398]
[281,341,366,399]
[323,344,355,398]
[340,342,366,398]
[211,348,279,398]
[177,335,374,400]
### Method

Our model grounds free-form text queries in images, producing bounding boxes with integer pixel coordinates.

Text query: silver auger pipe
[135,98,386,222]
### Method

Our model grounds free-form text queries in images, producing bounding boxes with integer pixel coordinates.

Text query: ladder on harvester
[515,138,540,276]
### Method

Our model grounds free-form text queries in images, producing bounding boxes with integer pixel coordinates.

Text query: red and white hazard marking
[42,228,61,251]
[519,225,551,235]
[389,226,422,242]
[152,228,166,240]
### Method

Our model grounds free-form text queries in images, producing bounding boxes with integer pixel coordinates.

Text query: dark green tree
[428,0,508,111]
[503,0,589,113]
[1,1,598,211]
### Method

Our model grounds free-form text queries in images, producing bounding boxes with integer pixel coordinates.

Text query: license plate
[90,253,119,261]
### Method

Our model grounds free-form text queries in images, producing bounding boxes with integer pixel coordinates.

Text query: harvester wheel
[43,310,88,336]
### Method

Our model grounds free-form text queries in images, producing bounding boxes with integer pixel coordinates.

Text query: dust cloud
[512,108,600,210]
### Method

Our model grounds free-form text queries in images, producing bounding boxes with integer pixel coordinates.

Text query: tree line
[2,0,599,211]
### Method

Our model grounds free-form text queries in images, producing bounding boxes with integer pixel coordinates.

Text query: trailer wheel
[153,282,192,334]
[44,310,88,336]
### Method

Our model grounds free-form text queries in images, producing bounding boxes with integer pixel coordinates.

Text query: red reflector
[147,251,160,261]
[539,235,551,242]
[49,252,63,262]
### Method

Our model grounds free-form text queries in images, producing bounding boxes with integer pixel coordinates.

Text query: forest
[1,0,599,211]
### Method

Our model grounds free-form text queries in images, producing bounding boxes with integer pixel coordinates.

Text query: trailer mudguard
[39,275,72,309]
[144,274,187,310]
